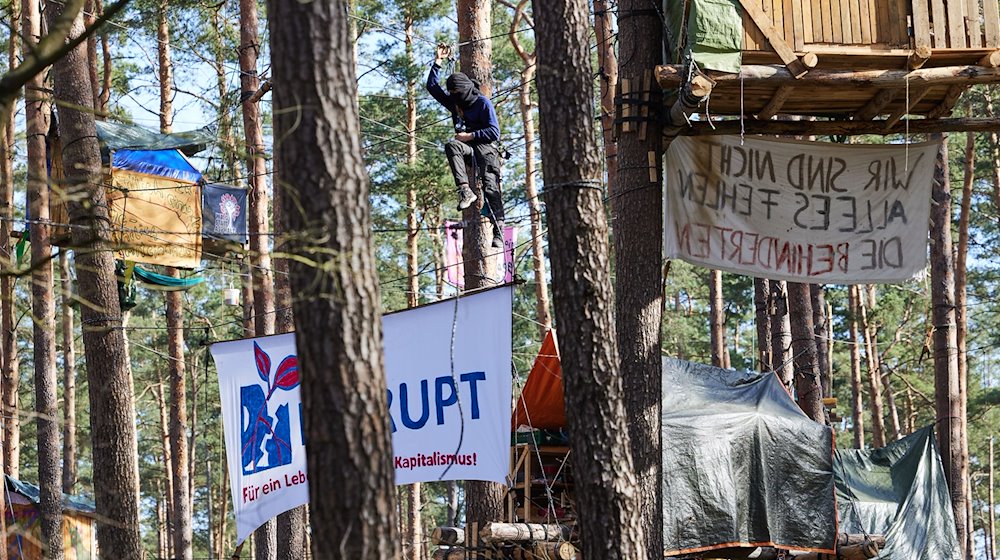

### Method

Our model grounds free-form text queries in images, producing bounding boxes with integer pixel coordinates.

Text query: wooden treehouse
[653,0,1000,137]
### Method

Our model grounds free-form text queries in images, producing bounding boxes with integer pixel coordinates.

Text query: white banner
[384,286,513,485]
[664,136,940,283]
[211,288,513,537]
[211,333,307,543]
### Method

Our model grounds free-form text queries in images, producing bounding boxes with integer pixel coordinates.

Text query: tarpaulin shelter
[512,329,565,430]
[661,359,837,556]
[4,476,97,559]
[835,425,961,560]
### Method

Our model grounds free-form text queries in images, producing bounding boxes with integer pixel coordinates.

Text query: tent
[512,329,565,430]
[4,476,97,560]
[835,425,961,560]
[661,359,838,556]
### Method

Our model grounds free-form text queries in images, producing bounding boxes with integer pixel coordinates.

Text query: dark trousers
[445,139,504,222]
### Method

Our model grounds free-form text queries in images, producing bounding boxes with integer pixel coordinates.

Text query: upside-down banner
[212,287,513,540]
[664,136,940,284]
[212,333,306,544]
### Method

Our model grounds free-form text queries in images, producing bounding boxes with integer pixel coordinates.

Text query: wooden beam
[737,0,811,78]
[663,73,715,138]
[911,0,932,53]
[656,64,1000,88]
[884,85,930,128]
[854,88,900,120]
[980,50,1000,68]
[908,46,933,70]
[664,117,1000,140]
[926,84,968,118]
[757,84,795,120]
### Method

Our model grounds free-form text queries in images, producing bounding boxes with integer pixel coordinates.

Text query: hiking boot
[491,220,504,249]
[456,184,478,211]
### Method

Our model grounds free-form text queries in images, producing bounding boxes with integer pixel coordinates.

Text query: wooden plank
[986,0,1000,47]
[771,0,785,48]
[912,0,933,51]
[883,85,931,128]
[787,0,803,50]
[656,63,1000,87]
[886,0,901,45]
[850,0,864,43]
[931,0,948,48]
[967,0,983,47]
[737,0,811,77]
[947,0,968,47]
[757,84,795,119]
[802,0,815,43]
[858,0,872,43]
[926,84,969,117]
[841,0,854,43]
[830,0,843,43]
[672,116,1000,137]
[819,0,832,42]
[639,71,650,141]
[812,0,825,42]
[895,0,911,45]
[876,0,890,44]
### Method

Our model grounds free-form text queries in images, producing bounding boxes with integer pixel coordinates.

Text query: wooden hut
[652,0,1000,136]
[4,476,97,560]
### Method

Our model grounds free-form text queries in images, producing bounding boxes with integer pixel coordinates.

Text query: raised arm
[427,45,455,112]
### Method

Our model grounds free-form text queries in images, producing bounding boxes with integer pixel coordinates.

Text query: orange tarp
[512,329,565,430]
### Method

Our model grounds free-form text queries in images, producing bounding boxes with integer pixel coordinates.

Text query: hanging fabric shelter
[512,329,565,431]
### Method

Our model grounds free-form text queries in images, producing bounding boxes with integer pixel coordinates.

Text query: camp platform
[654,0,1000,137]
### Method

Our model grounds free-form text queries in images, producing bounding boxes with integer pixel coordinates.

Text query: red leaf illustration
[254,341,270,384]
[274,355,300,390]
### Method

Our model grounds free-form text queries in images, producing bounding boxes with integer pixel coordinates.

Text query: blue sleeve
[426,63,456,112]
[471,98,500,144]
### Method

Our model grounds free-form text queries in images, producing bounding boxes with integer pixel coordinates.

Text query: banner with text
[664,136,940,283]
[444,221,518,288]
[211,333,306,544]
[385,286,513,485]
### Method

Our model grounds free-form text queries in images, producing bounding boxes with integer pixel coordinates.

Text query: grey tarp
[95,120,214,155]
[662,359,837,556]
[835,425,961,560]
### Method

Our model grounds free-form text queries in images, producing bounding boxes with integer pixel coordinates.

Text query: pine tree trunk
[956,129,975,557]
[272,126,307,560]
[709,270,726,368]
[505,1,551,336]
[268,0,400,556]
[754,278,772,372]
[60,252,77,493]
[857,290,886,448]
[810,285,831,397]
[1,0,20,484]
[612,0,663,554]
[25,1,63,549]
[592,0,617,186]
[787,282,824,423]
[167,273,193,559]
[769,281,794,387]
[847,286,865,449]
[456,0,506,528]
[929,134,968,559]
[48,3,143,555]
[532,0,645,556]
[989,435,996,560]
[403,24,423,557]
[155,373,175,559]
[156,9,194,553]
[240,2,275,548]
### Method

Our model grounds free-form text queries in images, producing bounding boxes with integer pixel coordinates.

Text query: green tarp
[665,0,743,73]
[662,359,837,556]
[95,120,214,156]
[5,475,95,514]
[835,426,961,560]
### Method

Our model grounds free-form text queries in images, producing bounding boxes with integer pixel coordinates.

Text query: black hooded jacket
[427,63,500,144]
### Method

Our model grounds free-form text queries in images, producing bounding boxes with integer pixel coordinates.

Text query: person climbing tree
[427,44,504,248]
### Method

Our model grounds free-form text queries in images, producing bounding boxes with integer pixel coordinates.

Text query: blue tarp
[112,149,202,183]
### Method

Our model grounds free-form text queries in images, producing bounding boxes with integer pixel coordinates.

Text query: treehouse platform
[653,0,1000,136]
